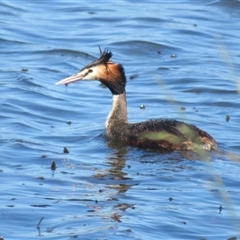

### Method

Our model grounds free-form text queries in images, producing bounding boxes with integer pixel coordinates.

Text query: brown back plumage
[107,119,217,151]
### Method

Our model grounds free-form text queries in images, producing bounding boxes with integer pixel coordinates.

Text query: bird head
[55,48,126,95]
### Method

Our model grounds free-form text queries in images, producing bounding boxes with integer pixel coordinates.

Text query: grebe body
[56,49,217,151]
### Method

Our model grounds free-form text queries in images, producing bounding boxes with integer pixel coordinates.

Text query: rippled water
[1,1,240,239]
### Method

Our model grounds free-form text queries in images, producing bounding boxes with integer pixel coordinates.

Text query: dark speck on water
[129,74,138,80]
[63,147,69,154]
[226,114,230,122]
[37,176,45,180]
[1,1,240,240]
[51,161,57,170]
[219,205,223,214]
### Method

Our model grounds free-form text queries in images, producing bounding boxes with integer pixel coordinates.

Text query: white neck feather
[105,91,128,130]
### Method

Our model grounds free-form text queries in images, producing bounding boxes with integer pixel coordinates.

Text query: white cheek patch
[80,64,107,81]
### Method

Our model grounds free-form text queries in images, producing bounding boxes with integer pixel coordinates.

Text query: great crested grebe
[56,49,217,151]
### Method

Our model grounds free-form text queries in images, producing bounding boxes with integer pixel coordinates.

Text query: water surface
[1,1,240,239]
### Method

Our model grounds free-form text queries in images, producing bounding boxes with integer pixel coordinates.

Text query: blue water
[1,1,240,239]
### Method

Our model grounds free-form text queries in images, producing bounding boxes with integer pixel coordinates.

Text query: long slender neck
[105,91,128,130]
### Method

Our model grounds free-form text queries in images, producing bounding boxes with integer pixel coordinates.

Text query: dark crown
[83,48,112,70]
[98,48,112,64]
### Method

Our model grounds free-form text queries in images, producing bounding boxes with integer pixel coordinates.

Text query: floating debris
[63,147,69,154]
[227,237,237,240]
[180,106,186,111]
[226,114,230,122]
[170,54,177,58]
[140,104,145,109]
[22,68,28,72]
[41,155,46,158]
[129,74,138,80]
[36,216,44,236]
[36,216,44,228]
[66,121,72,125]
[157,66,169,70]
[219,205,223,214]
[193,107,199,112]
[51,161,57,170]
[169,197,173,201]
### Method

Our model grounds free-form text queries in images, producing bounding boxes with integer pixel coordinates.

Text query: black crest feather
[98,48,112,64]
[83,48,112,70]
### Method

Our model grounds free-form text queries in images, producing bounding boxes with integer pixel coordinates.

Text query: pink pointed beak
[55,72,84,85]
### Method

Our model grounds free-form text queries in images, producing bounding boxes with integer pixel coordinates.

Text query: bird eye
[88,69,93,73]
